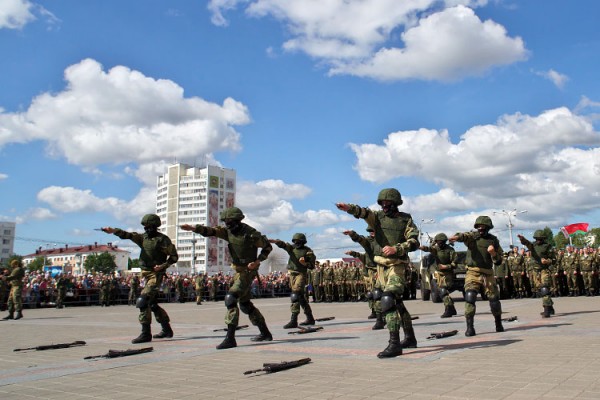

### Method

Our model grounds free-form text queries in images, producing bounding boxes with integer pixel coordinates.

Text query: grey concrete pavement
[1,294,600,399]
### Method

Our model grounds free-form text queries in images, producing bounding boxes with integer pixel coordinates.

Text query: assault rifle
[427,330,458,340]
[502,316,518,322]
[244,358,311,375]
[84,347,153,360]
[14,340,87,352]
[288,326,323,335]
[213,325,249,332]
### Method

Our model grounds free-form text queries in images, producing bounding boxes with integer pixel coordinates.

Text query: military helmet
[434,233,448,242]
[474,215,493,229]
[377,188,403,206]
[533,230,546,239]
[141,214,161,227]
[10,259,21,268]
[220,206,245,221]
[292,233,307,243]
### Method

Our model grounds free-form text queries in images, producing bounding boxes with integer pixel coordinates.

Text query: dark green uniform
[272,236,316,328]
[421,238,457,317]
[518,232,556,317]
[55,274,68,309]
[452,216,504,337]
[3,260,25,320]
[188,207,273,349]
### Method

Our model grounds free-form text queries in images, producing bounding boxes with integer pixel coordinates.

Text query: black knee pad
[439,287,449,298]
[380,292,396,313]
[489,298,502,314]
[366,291,374,300]
[224,293,238,309]
[464,290,478,304]
[136,295,149,310]
[539,286,550,297]
[290,292,301,303]
[372,288,383,301]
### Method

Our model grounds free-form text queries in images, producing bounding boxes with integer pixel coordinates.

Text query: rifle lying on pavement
[84,347,153,360]
[288,326,323,335]
[315,317,335,322]
[213,325,249,332]
[14,340,87,352]
[244,358,311,375]
[427,330,458,340]
[502,316,518,322]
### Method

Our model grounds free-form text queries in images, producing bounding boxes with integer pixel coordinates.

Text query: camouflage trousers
[128,287,139,305]
[7,285,23,313]
[581,271,596,292]
[225,265,266,327]
[289,272,312,316]
[538,269,554,307]
[437,271,454,307]
[195,286,203,304]
[364,271,376,310]
[464,267,501,318]
[511,272,525,295]
[56,287,66,308]
[376,264,413,333]
[139,271,170,325]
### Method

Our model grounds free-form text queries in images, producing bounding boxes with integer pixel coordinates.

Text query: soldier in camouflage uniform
[337,188,419,358]
[344,227,380,324]
[420,233,458,318]
[270,233,316,328]
[508,247,525,298]
[334,263,346,302]
[103,214,178,343]
[518,231,557,317]
[2,259,25,320]
[322,261,335,302]
[55,273,68,309]
[450,216,505,337]
[310,262,323,302]
[99,276,111,307]
[181,207,273,349]
[128,274,140,306]
[579,247,596,296]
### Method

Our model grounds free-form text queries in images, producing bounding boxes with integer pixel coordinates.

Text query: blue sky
[1,0,599,259]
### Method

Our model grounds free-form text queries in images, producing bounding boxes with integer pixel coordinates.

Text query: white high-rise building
[157,164,236,275]
[0,221,16,265]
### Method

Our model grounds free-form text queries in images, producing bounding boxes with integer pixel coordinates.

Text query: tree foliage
[84,252,117,274]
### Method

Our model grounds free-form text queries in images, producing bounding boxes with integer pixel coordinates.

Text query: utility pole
[493,209,528,248]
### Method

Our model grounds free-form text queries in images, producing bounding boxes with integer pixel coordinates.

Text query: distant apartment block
[0,221,16,265]
[156,164,236,274]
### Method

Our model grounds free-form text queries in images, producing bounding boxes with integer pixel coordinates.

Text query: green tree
[84,252,117,274]
[26,256,45,273]
[128,258,140,270]
[541,227,555,247]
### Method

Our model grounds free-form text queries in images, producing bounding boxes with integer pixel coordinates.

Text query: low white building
[0,221,16,265]
[22,242,130,275]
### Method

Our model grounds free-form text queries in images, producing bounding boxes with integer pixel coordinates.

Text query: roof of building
[22,242,129,259]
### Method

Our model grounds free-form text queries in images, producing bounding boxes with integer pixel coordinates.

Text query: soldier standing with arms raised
[517,231,556,317]
[419,233,458,318]
[336,188,419,358]
[181,207,273,349]
[270,233,316,328]
[449,216,505,336]
[102,214,178,343]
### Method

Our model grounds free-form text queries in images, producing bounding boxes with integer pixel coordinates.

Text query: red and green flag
[560,223,589,238]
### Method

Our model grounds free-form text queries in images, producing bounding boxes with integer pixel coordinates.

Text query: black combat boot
[131,324,152,344]
[377,330,402,358]
[465,315,476,337]
[367,309,377,319]
[153,322,174,339]
[216,324,237,349]
[14,311,23,320]
[400,326,418,349]
[541,306,551,318]
[441,304,457,318]
[251,321,273,342]
[283,313,299,329]
[2,312,14,320]
[372,312,386,330]
[494,315,504,332]
[299,310,315,326]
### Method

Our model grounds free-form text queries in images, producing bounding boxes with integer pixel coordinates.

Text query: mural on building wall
[208,189,219,227]
[209,175,219,189]
[226,192,235,208]
[208,237,218,265]
[225,178,234,190]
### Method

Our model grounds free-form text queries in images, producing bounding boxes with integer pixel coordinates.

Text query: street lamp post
[493,209,528,248]
[418,219,435,264]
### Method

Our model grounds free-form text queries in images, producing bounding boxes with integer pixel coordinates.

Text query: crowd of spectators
[0,269,292,310]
